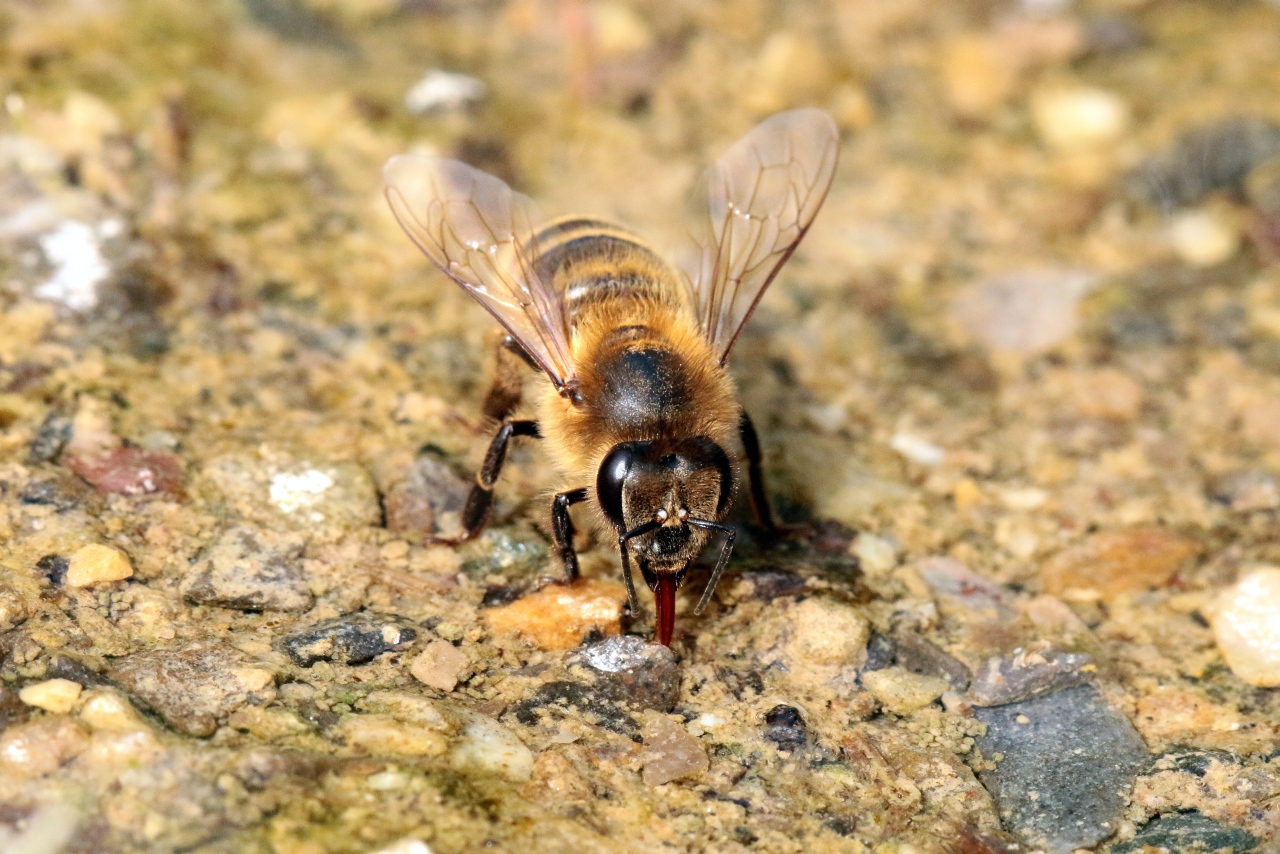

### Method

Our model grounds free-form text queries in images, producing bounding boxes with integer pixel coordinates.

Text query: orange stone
[1040,526,1199,598]
[483,579,627,650]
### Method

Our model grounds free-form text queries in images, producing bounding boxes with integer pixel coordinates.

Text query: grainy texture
[1,1,1280,852]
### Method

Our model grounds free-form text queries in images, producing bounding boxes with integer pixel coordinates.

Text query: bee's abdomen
[529,217,678,320]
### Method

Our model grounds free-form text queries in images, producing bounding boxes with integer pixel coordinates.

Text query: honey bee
[384,109,839,645]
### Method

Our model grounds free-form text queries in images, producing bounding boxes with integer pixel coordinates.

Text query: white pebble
[1169,208,1240,268]
[1031,86,1129,151]
[450,716,534,782]
[368,841,433,854]
[19,679,82,715]
[1209,567,1280,688]
[0,801,81,854]
[404,70,486,114]
[33,221,109,312]
[852,533,899,575]
[269,469,335,514]
[889,432,945,466]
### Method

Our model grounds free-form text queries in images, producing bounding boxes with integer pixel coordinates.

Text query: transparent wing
[383,154,576,390]
[683,109,839,363]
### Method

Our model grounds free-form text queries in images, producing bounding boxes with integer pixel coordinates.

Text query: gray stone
[109,641,277,737]
[892,630,972,691]
[974,684,1148,853]
[1111,811,1257,853]
[181,526,313,613]
[575,635,680,711]
[281,615,416,666]
[384,451,469,537]
[511,680,639,739]
[967,642,1093,707]
[762,704,807,751]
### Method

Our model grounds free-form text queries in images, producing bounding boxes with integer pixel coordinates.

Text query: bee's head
[595,437,734,565]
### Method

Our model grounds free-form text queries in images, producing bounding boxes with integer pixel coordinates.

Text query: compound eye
[596,442,649,527]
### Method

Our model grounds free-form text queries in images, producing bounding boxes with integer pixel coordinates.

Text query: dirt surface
[1,1,1279,852]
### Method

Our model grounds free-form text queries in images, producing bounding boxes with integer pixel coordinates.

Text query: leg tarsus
[425,419,540,546]
[551,488,588,584]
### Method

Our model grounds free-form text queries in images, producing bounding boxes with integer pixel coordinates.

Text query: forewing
[383,154,575,389]
[684,109,839,362]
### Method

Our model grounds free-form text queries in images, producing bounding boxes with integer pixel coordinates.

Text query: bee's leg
[551,488,589,583]
[739,410,779,532]
[428,419,541,545]
[482,335,540,422]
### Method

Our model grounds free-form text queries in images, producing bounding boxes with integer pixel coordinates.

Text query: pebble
[384,452,469,537]
[369,840,434,854]
[965,642,1093,707]
[851,532,899,575]
[65,543,134,588]
[1212,469,1280,512]
[0,716,91,778]
[861,667,950,715]
[1040,526,1199,598]
[1207,567,1280,687]
[78,688,149,733]
[574,635,680,712]
[282,615,417,666]
[409,639,470,693]
[404,69,486,114]
[202,454,380,529]
[640,715,708,787]
[18,678,83,714]
[32,220,109,311]
[1169,207,1240,268]
[450,715,535,782]
[892,631,973,691]
[180,526,313,613]
[338,714,449,758]
[1111,811,1257,854]
[762,705,808,752]
[108,641,277,737]
[483,579,627,651]
[951,269,1097,356]
[889,432,945,466]
[781,597,869,668]
[1030,85,1130,151]
[917,557,1016,621]
[512,681,639,738]
[974,685,1148,853]
[65,447,184,499]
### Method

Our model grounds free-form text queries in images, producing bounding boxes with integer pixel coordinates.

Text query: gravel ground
[1,1,1279,852]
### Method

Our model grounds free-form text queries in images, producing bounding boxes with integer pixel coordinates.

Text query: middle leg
[429,419,540,544]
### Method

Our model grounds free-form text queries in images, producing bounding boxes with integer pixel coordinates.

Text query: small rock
[860,633,897,674]
[740,569,808,600]
[26,409,73,463]
[1030,85,1129,151]
[18,678,83,714]
[781,597,869,668]
[1207,567,1280,687]
[941,35,1018,120]
[1111,811,1257,854]
[640,714,708,786]
[338,714,449,758]
[851,533,898,575]
[404,69,486,114]
[282,615,417,666]
[575,635,680,712]
[65,543,134,588]
[966,642,1093,707]
[1040,526,1200,598]
[181,526,312,613]
[409,639,470,692]
[0,716,91,778]
[483,579,627,651]
[951,269,1097,356]
[384,452,469,537]
[108,641,277,737]
[369,840,434,854]
[892,631,973,691]
[889,432,945,466]
[862,667,950,715]
[762,705,807,752]
[65,447,184,498]
[512,681,638,738]
[450,715,535,782]
[36,554,69,585]
[78,688,149,733]
[974,685,1148,853]
[918,557,1016,621]
[1169,207,1240,268]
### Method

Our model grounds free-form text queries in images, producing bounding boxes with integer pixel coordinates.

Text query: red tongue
[654,573,677,646]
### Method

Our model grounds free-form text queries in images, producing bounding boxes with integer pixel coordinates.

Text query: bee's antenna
[688,519,736,615]
[618,519,661,615]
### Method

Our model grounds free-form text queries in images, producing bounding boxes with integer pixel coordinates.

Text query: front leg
[428,419,540,545]
[551,488,588,583]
